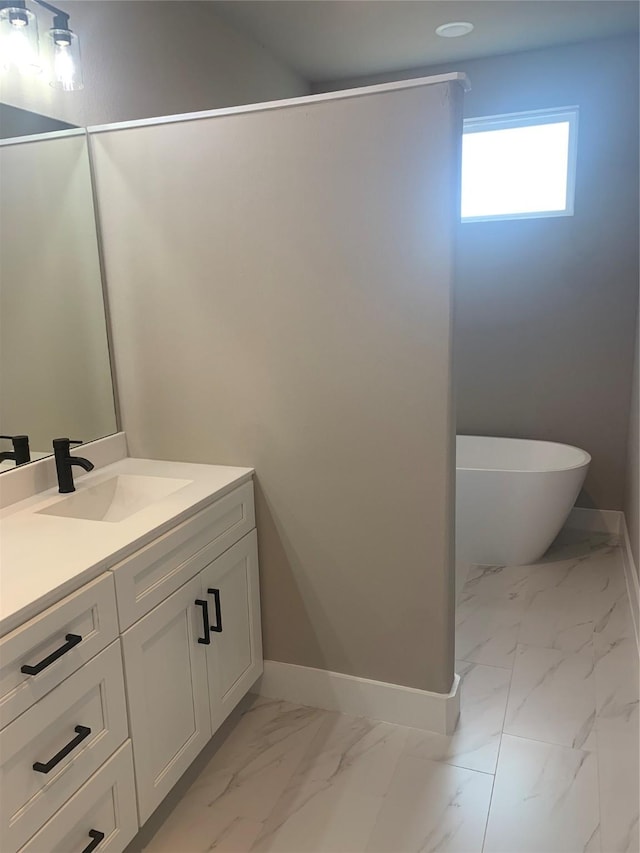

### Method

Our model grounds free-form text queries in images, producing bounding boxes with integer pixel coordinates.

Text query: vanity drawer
[19,741,138,853]
[113,480,255,629]
[0,641,128,853]
[0,573,119,728]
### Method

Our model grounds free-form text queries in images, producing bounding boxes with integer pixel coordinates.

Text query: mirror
[0,118,118,471]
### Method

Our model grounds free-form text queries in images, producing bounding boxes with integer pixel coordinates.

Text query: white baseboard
[565,506,623,535]
[620,514,640,655]
[256,660,460,734]
[564,507,638,656]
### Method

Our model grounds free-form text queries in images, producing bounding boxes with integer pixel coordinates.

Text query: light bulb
[0,6,41,74]
[47,26,82,90]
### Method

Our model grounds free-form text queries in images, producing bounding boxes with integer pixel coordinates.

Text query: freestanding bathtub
[456,435,591,566]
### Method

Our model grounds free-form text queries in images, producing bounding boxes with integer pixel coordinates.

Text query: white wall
[91,80,463,694]
[0,1,309,128]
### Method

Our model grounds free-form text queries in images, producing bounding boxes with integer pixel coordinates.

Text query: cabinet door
[121,575,211,824]
[201,530,263,731]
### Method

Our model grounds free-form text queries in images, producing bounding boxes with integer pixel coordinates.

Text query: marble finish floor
[142,531,639,853]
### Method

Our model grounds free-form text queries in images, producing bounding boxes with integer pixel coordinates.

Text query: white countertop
[0,457,253,636]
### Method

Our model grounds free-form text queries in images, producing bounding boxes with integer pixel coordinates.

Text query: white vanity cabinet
[201,530,262,732]
[120,575,212,822]
[0,469,262,853]
[0,575,134,853]
[0,573,119,728]
[120,528,262,823]
[19,743,138,853]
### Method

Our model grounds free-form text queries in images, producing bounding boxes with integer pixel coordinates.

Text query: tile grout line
[496,730,597,753]
[456,657,513,673]
[481,640,518,852]
[482,541,627,852]
[460,564,522,853]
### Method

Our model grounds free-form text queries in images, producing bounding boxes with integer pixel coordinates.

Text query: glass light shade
[47,27,82,90]
[0,6,41,74]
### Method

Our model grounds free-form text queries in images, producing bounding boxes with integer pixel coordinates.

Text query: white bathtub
[456,435,590,566]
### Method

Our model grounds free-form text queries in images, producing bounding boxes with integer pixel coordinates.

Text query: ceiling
[212,1,639,83]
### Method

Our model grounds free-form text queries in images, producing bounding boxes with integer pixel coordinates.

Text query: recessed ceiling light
[435,21,474,38]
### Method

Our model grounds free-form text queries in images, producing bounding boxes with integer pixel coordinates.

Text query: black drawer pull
[195,599,211,644]
[207,588,223,633]
[81,830,105,853]
[21,633,82,675]
[33,725,91,773]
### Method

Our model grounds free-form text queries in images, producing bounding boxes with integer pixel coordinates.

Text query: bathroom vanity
[0,454,262,853]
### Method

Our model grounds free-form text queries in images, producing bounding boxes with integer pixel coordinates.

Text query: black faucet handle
[53,438,84,449]
[0,435,31,465]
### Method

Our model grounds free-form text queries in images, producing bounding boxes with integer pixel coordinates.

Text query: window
[461,107,578,222]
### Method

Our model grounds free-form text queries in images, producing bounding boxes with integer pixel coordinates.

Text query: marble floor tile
[594,633,640,853]
[140,538,638,853]
[404,660,510,774]
[518,583,594,653]
[519,552,603,653]
[459,563,530,604]
[252,786,383,852]
[198,697,327,783]
[144,698,329,852]
[524,532,621,590]
[455,601,524,669]
[456,564,529,668]
[543,529,619,562]
[594,632,639,721]
[483,734,600,853]
[597,700,640,853]
[251,713,407,852]
[455,560,472,604]
[504,644,597,750]
[144,811,264,853]
[288,711,410,798]
[592,569,635,657]
[365,754,493,853]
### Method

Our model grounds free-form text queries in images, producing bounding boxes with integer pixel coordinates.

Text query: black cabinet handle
[81,830,105,853]
[21,633,82,675]
[33,725,91,773]
[195,600,211,644]
[207,588,223,633]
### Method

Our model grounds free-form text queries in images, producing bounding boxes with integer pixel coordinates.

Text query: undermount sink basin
[38,474,193,523]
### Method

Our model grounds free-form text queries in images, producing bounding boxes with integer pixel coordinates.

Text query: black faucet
[53,438,95,493]
[0,434,31,466]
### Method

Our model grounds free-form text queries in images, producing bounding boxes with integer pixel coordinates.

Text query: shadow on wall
[253,478,329,671]
[254,477,408,680]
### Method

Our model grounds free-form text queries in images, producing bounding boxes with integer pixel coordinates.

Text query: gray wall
[625,304,639,574]
[92,81,463,694]
[318,36,640,510]
[1,1,308,128]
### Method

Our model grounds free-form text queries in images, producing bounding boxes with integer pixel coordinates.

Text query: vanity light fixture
[0,0,40,74]
[0,0,82,89]
[435,21,474,38]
